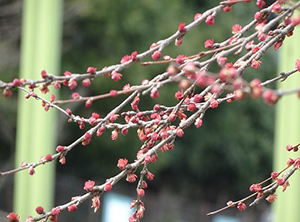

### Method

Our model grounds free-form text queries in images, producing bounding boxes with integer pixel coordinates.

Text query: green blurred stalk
[14,0,62,219]
[273,24,300,221]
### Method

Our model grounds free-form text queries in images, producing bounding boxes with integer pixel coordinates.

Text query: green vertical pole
[14,0,62,220]
[273,23,300,221]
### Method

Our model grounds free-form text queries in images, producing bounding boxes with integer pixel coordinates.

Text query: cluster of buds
[209,141,300,215]
[2,0,300,221]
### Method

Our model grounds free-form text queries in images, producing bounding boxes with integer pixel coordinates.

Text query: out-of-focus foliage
[0,0,21,166]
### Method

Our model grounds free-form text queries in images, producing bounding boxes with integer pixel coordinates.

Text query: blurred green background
[0,0,279,221]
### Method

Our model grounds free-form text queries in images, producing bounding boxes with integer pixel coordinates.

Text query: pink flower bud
[45,154,53,162]
[68,205,77,212]
[146,171,154,180]
[266,194,277,203]
[130,200,138,209]
[41,70,48,79]
[237,202,246,211]
[227,201,235,207]
[56,145,65,152]
[150,87,159,98]
[144,155,151,163]
[142,181,148,189]
[273,41,282,50]
[121,55,131,64]
[254,12,263,20]
[223,5,232,12]
[151,132,161,141]
[127,173,138,183]
[195,118,203,128]
[271,171,279,179]
[84,180,95,192]
[142,79,149,85]
[252,46,260,54]
[287,158,294,166]
[3,88,12,97]
[30,92,37,98]
[272,3,281,13]
[110,90,117,97]
[219,67,237,82]
[85,99,93,107]
[284,17,292,26]
[175,91,184,100]
[137,188,145,197]
[121,127,128,135]
[111,71,122,82]
[176,127,184,137]
[183,62,197,75]
[292,15,300,27]
[175,37,183,46]
[193,94,202,103]
[7,212,20,222]
[109,113,119,122]
[66,108,72,115]
[286,144,293,151]
[49,215,57,221]
[168,113,177,121]
[206,15,215,26]
[35,206,44,214]
[232,24,242,34]
[249,183,262,192]
[88,114,99,125]
[150,154,158,162]
[178,23,186,33]
[194,13,202,20]
[117,158,128,170]
[64,71,71,76]
[150,42,158,49]
[153,104,160,111]
[104,183,113,191]
[187,103,196,111]
[228,36,237,44]
[51,208,61,216]
[204,39,214,49]
[123,83,131,93]
[20,161,28,167]
[258,32,267,41]
[277,178,285,186]
[111,130,119,141]
[28,166,35,175]
[131,96,140,110]
[151,50,161,60]
[295,59,300,72]
[256,0,265,9]
[44,104,50,112]
[87,67,97,74]
[176,55,185,64]
[82,78,91,87]
[210,99,219,108]
[131,51,138,61]
[251,59,262,69]
[13,78,22,86]
[263,90,278,105]
[82,132,92,146]
[97,126,106,137]
[59,155,66,165]
[70,93,79,100]
[68,79,77,90]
